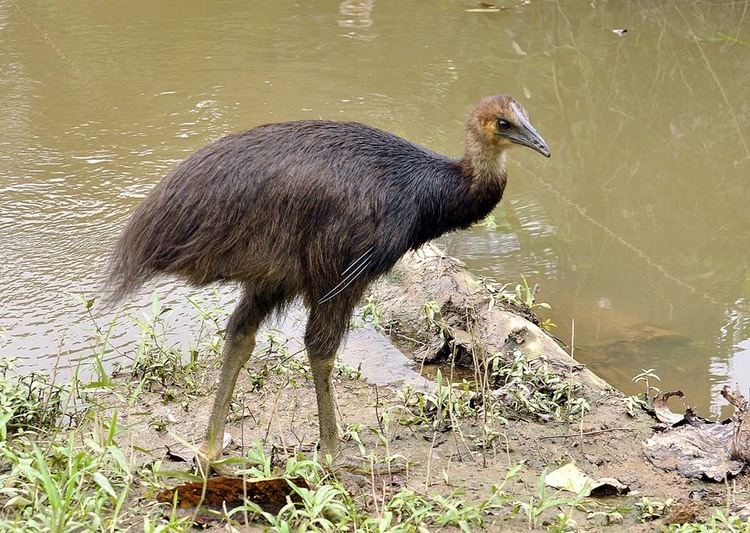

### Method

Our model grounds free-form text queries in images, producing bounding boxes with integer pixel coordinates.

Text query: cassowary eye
[496,118,512,132]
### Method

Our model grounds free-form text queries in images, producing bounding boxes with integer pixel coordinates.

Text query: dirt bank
[98,247,749,529]
[3,246,748,531]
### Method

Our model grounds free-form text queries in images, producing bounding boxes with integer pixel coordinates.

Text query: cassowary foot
[194,434,233,477]
[193,454,236,477]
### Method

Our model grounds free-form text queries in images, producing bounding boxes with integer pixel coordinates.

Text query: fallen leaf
[545,462,629,497]
[653,390,686,426]
[157,475,309,524]
[644,423,743,481]
[165,444,194,463]
[721,385,750,463]
[163,433,232,464]
[645,387,750,481]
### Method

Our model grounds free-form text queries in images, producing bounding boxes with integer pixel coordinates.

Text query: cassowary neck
[452,135,509,226]
[411,146,507,251]
[463,131,508,191]
[408,135,508,249]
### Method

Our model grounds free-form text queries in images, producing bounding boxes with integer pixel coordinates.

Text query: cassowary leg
[304,305,351,460]
[309,354,339,457]
[201,289,274,472]
[203,331,256,464]
[304,301,405,476]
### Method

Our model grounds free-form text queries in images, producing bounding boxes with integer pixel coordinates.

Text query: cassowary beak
[511,103,551,158]
[518,124,551,158]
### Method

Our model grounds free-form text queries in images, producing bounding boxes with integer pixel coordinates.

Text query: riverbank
[1,247,748,531]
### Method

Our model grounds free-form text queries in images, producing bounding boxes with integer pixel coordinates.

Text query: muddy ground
[92,246,749,531]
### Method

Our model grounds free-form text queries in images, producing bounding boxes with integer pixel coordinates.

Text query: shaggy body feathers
[108,120,504,310]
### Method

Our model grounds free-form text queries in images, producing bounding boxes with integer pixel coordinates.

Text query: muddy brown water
[1,1,748,416]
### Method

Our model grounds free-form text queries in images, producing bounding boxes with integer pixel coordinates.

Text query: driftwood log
[370,244,610,398]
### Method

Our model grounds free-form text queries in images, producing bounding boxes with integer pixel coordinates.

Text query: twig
[374,385,385,436]
[370,455,380,517]
[424,430,438,490]
[389,331,428,347]
[263,378,287,446]
[539,427,635,440]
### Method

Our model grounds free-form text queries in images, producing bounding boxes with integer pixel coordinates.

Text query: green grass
[488,350,590,422]
[0,415,132,532]
[231,443,523,532]
[0,359,67,441]
[3,293,750,531]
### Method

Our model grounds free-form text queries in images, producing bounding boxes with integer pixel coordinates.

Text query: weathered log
[370,244,610,396]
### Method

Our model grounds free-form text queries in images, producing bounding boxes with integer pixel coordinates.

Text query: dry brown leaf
[652,390,686,426]
[644,423,743,482]
[156,475,309,524]
[645,386,750,481]
[721,385,750,463]
[545,462,629,497]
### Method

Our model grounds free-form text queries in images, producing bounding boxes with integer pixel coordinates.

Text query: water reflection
[443,0,750,414]
[0,0,748,415]
[338,0,376,31]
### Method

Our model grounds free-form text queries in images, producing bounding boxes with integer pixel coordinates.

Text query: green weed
[512,470,590,530]
[633,368,662,396]
[335,360,363,381]
[360,296,383,328]
[489,351,589,422]
[422,300,450,342]
[623,394,649,417]
[511,275,556,330]
[667,509,750,532]
[0,412,133,532]
[126,294,199,395]
[636,496,673,522]
[0,359,67,440]
[397,370,476,429]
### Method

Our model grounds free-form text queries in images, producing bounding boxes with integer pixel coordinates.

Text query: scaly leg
[202,331,256,466]
[308,354,339,458]
[304,300,407,477]
[199,288,274,474]
[304,304,351,461]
